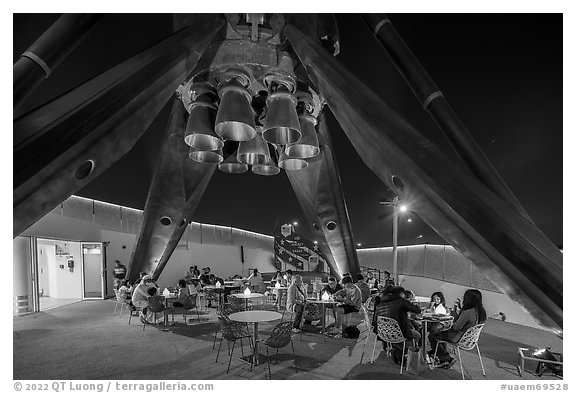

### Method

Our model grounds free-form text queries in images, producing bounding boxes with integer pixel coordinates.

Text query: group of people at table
[115,265,265,325]
[116,265,486,370]
[278,269,486,370]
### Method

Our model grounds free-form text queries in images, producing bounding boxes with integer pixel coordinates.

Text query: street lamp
[380,196,407,284]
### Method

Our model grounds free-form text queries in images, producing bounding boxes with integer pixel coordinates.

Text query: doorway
[36,238,83,311]
[81,243,105,299]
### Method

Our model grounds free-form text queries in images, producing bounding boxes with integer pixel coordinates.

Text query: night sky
[13,14,563,248]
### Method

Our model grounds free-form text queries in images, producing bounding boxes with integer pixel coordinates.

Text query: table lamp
[244,287,251,295]
[275,282,281,289]
[321,292,330,301]
[215,281,221,288]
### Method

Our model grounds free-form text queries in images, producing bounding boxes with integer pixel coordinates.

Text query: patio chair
[371,316,409,374]
[171,294,200,325]
[128,305,145,326]
[433,323,486,380]
[143,302,168,331]
[262,321,298,379]
[113,289,130,316]
[212,303,248,349]
[215,315,254,373]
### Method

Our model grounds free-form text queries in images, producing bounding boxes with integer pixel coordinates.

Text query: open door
[81,242,105,299]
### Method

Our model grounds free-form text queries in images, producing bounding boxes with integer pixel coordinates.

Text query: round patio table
[410,314,453,362]
[231,293,264,310]
[203,285,227,308]
[229,310,282,366]
[306,299,340,334]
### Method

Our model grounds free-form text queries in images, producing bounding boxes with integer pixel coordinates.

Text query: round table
[410,314,454,357]
[203,285,228,308]
[229,310,282,366]
[231,293,264,310]
[306,299,340,334]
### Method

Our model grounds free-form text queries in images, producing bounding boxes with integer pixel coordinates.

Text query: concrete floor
[13,300,563,380]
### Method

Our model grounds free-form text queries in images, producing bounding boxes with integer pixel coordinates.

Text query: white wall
[243,247,276,276]
[37,239,83,300]
[398,275,543,330]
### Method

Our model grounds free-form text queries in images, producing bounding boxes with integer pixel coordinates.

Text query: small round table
[231,293,264,310]
[305,299,340,334]
[203,285,227,308]
[229,310,282,366]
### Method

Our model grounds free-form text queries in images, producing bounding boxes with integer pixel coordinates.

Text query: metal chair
[143,302,168,331]
[215,315,254,373]
[262,321,298,379]
[182,294,201,324]
[371,316,408,374]
[433,323,486,380]
[212,303,246,349]
[128,305,145,326]
[113,289,130,316]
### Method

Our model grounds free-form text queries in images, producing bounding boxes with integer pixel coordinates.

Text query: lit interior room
[13,13,563,381]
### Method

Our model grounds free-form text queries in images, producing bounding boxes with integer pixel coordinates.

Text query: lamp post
[380,196,407,284]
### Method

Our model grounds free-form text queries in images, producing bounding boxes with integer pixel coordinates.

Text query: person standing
[112,260,127,289]
[355,273,371,303]
[286,275,307,333]
[247,268,263,292]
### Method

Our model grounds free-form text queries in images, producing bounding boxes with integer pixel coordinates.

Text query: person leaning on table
[286,274,307,333]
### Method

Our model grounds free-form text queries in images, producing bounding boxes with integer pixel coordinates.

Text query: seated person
[323,276,343,326]
[184,266,198,283]
[427,291,450,333]
[247,268,264,292]
[366,272,379,289]
[172,279,193,309]
[383,271,395,287]
[429,289,487,369]
[146,287,169,324]
[332,276,362,335]
[134,272,147,285]
[427,291,448,314]
[132,275,155,323]
[118,280,132,299]
[286,275,307,333]
[372,286,421,347]
[355,273,371,303]
[199,267,212,286]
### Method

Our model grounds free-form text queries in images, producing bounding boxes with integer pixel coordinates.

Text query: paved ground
[13,300,563,380]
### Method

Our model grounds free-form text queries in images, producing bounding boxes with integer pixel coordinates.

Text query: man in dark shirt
[355,274,371,303]
[323,277,343,332]
[113,260,127,289]
[372,286,421,345]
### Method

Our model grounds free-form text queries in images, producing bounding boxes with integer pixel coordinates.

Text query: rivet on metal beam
[22,51,51,77]
[373,18,391,36]
[422,90,444,110]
